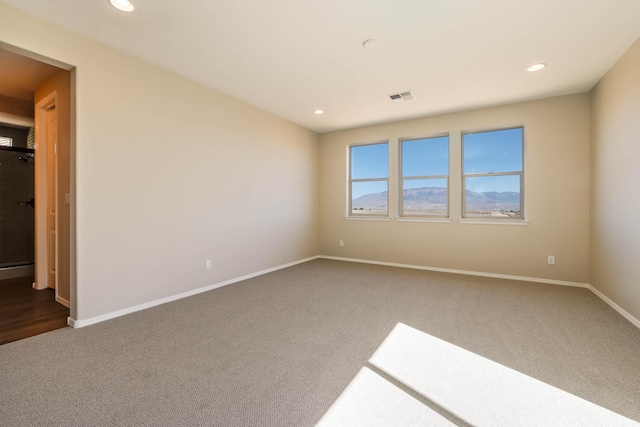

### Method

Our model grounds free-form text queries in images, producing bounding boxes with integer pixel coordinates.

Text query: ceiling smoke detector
[388,91,415,102]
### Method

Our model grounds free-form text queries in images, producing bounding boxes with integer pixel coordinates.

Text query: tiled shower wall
[0,147,34,268]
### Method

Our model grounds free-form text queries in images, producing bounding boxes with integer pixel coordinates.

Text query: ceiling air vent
[388,91,415,102]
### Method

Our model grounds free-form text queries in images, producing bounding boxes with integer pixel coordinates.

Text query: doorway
[0,44,74,342]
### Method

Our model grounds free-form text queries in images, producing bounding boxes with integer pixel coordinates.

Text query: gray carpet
[1,259,639,426]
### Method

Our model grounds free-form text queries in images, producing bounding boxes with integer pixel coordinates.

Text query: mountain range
[353,187,520,212]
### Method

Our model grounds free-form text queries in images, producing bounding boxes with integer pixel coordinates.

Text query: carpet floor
[1,259,639,426]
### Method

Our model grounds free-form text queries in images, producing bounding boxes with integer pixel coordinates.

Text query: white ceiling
[3,0,640,133]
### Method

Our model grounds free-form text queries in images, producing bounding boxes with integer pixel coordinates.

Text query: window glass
[402,136,449,176]
[349,142,389,216]
[462,127,524,219]
[351,143,388,180]
[352,181,388,215]
[402,178,448,216]
[463,128,522,174]
[465,175,521,217]
[400,135,449,217]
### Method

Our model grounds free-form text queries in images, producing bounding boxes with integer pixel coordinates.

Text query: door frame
[33,91,58,298]
[1,42,76,318]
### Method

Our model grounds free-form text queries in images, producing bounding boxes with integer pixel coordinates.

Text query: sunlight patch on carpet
[317,367,454,426]
[318,323,639,426]
[369,323,639,426]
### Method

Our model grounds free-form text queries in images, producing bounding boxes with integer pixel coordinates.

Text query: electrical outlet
[339,240,344,247]
[205,260,212,270]
[548,256,555,265]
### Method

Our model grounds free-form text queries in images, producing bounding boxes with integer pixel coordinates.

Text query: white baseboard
[68,256,320,329]
[319,255,640,330]
[587,285,640,330]
[319,255,589,288]
[64,254,640,332]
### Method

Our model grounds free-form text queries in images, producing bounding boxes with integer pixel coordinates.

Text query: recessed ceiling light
[526,63,546,72]
[314,109,324,115]
[109,0,134,12]
[362,39,378,49]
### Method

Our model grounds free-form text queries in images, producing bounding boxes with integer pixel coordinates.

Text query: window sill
[396,217,451,224]
[459,218,528,226]
[345,216,390,222]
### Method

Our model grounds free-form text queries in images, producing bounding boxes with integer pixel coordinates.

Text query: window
[349,142,389,216]
[0,136,12,147]
[400,135,449,217]
[462,127,524,219]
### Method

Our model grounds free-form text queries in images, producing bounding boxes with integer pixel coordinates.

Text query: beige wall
[590,37,640,321]
[320,94,591,283]
[35,69,71,305]
[0,3,320,321]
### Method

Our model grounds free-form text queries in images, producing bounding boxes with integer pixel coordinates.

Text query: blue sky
[351,143,389,180]
[351,128,522,198]
[463,128,522,173]
[402,136,449,176]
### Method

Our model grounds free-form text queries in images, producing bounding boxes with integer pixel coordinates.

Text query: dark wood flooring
[0,276,70,345]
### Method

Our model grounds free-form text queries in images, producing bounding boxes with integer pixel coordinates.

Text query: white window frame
[461,126,525,221]
[399,134,450,219]
[0,136,12,147]
[347,141,389,218]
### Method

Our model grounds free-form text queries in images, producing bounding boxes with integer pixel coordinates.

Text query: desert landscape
[351,187,521,217]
